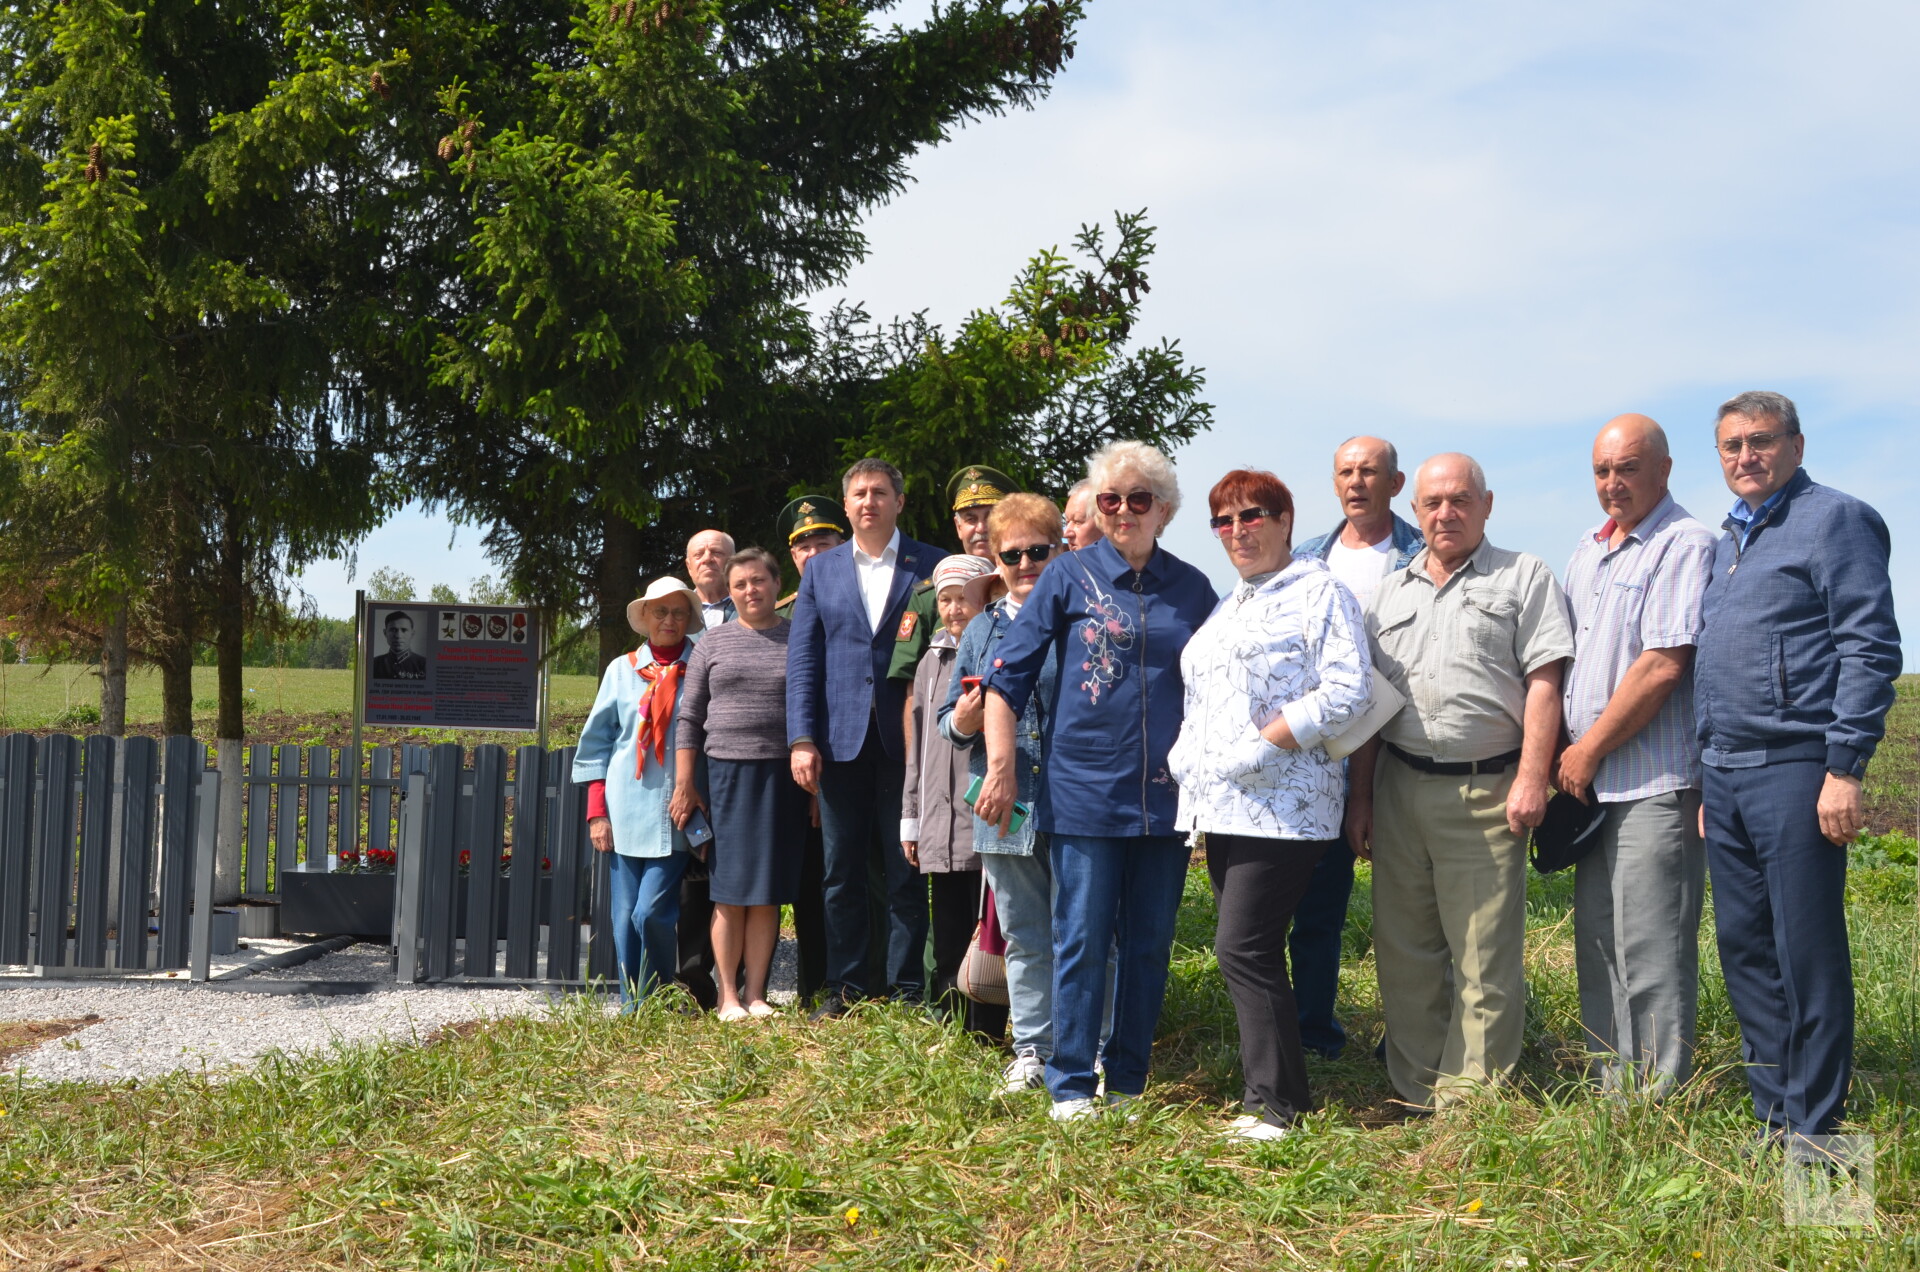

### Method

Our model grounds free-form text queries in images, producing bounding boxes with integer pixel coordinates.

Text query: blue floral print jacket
[983,536,1217,838]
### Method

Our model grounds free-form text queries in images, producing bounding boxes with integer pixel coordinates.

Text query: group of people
[574,388,1901,1155]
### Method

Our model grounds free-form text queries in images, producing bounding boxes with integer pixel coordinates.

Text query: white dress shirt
[851,528,901,634]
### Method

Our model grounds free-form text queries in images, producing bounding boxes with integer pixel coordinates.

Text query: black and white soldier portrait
[370,609,429,681]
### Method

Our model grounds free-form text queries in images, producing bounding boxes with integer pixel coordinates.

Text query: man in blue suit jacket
[787,458,944,1016]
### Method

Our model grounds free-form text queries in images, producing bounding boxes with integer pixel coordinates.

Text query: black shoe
[809,991,853,1022]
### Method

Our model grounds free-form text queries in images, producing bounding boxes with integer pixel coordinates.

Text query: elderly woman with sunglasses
[941,493,1071,1091]
[1167,470,1371,1142]
[976,442,1218,1121]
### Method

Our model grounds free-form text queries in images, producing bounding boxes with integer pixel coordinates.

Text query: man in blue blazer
[787,458,944,1017]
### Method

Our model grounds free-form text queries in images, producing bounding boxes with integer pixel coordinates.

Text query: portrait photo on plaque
[370,608,429,681]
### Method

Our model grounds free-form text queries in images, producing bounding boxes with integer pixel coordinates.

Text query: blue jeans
[817,721,926,999]
[1705,760,1853,1137]
[984,840,1118,1061]
[1046,834,1188,1101]
[609,850,691,1010]
[1289,841,1355,1057]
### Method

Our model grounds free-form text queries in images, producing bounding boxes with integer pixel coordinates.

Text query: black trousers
[928,868,1009,1039]
[817,720,926,999]
[792,822,828,1004]
[1206,832,1334,1127]
[675,875,718,1011]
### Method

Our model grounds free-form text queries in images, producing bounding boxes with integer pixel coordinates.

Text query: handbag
[1322,670,1407,760]
[957,882,1009,1006]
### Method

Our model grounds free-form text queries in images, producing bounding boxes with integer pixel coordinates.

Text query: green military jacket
[887,580,941,681]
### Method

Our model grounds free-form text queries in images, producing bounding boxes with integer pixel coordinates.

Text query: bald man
[1346,453,1573,1109]
[1558,415,1715,1098]
[1291,435,1424,1058]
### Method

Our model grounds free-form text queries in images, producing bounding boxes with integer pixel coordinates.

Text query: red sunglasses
[1094,489,1156,516]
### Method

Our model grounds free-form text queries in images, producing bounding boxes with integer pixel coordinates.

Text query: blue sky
[298,0,1918,665]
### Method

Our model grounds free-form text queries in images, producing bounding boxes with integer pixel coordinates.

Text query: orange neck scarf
[631,645,686,776]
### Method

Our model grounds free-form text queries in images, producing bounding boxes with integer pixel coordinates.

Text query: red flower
[459,849,472,867]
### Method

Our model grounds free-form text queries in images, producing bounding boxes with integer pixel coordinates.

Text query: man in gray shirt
[1346,453,1573,1111]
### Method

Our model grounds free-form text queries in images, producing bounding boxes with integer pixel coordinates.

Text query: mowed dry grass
[3,864,1915,1270]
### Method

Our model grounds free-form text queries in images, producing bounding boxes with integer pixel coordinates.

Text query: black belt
[1386,743,1521,777]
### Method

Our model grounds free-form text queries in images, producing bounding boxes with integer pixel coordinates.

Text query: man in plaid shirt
[1557,413,1715,1098]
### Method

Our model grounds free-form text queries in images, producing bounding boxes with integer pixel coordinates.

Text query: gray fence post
[154,737,200,969]
[113,737,158,971]
[32,734,79,968]
[189,769,222,983]
[0,734,36,965]
[73,735,116,966]
[393,771,429,984]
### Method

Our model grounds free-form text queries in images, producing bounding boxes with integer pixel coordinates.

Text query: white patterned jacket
[1168,555,1371,841]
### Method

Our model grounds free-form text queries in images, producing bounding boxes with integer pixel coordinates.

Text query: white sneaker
[1049,1097,1101,1123]
[1225,1119,1290,1142]
[1001,1050,1047,1093]
[1228,1114,1263,1131]
[1104,1092,1142,1122]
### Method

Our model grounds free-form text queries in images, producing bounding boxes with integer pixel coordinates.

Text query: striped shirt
[1563,494,1715,802]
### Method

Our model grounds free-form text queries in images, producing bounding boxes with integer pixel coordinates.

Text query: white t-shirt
[1324,534,1397,610]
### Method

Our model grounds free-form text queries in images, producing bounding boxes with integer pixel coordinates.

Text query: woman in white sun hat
[574,576,705,1011]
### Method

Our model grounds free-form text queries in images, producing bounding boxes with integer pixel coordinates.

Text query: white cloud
[822,0,1920,660]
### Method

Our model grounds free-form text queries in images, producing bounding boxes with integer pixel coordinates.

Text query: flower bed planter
[280,871,395,939]
[279,871,556,941]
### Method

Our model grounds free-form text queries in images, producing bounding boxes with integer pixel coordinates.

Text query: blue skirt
[706,757,808,906]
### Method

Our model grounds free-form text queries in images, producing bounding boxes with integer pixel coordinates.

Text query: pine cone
[438,135,458,161]
[87,142,102,165]
[369,70,391,99]
[608,1,619,21]
[460,119,477,141]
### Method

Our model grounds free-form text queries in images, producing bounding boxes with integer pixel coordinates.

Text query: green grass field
[3,847,1917,1268]
[0,663,604,731]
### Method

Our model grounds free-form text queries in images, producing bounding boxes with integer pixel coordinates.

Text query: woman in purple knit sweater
[672,548,808,1021]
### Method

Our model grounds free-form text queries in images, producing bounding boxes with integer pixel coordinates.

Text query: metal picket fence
[0,734,222,979]
[0,733,610,988]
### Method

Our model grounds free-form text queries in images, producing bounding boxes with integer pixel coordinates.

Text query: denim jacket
[572,640,699,858]
[939,599,1054,856]
[1695,468,1902,776]
[1294,512,1425,570]
[984,537,1218,838]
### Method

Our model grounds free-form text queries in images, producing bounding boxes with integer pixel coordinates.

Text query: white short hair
[1413,453,1487,500]
[686,528,735,555]
[1085,440,1182,525]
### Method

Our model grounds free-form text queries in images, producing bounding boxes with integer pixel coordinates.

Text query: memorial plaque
[361,601,544,730]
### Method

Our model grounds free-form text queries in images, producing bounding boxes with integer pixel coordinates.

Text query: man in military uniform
[370,611,427,680]
[886,465,1018,682]
[776,496,849,618]
[773,495,851,1003]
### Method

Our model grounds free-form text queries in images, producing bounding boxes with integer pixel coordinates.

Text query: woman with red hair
[1168,468,1371,1141]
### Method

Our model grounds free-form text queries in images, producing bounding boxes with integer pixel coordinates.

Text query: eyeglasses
[1718,432,1785,457]
[997,543,1056,566]
[1094,489,1156,515]
[1208,507,1274,535]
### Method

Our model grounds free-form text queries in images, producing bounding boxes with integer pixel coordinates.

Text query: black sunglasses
[1094,489,1156,515]
[1208,507,1275,535]
[998,543,1056,566]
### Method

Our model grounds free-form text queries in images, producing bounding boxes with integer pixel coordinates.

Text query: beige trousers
[1371,751,1527,1109]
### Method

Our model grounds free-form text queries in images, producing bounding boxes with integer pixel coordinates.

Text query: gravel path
[0,936,801,1084]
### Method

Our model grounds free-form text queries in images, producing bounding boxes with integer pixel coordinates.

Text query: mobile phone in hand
[962,775,1029,835]
[961,675,982,693]
[683,808,714,848]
